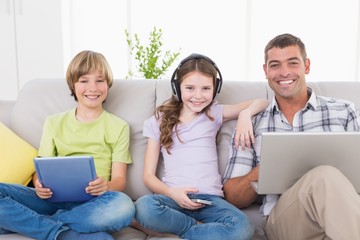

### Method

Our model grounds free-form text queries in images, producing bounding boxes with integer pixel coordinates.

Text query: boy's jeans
[135,193,254,240]
[0,183,135,240]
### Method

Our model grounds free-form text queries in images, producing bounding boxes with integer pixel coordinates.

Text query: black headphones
[170,53,223,102]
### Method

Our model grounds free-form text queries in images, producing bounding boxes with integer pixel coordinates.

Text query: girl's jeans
[135,193,254,240]
[0,183,135,240]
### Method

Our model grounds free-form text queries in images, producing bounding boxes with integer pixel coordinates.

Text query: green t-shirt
[38,108,132,180]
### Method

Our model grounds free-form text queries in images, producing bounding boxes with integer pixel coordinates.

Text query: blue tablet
[33,156,97,202]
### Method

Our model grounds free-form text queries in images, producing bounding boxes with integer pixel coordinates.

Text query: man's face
[263,45,310,102]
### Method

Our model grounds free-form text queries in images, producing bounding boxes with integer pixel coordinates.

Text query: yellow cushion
[0,122,37,185]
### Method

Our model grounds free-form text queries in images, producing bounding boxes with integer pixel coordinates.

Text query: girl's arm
[223,98,269,150]
[143,138,171,194]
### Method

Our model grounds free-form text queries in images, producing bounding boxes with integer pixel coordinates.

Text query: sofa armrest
[0,100,15,127]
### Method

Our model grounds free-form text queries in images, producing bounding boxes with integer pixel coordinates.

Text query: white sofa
[1,79,360,240]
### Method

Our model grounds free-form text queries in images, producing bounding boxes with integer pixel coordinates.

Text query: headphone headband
[170,53,223,102]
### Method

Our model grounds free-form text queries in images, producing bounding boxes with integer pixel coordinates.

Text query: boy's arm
[85,162,127,195]
[108,162,127,191]
[104,122,131,192]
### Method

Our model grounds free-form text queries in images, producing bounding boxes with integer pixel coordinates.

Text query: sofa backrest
[8,79,360,200]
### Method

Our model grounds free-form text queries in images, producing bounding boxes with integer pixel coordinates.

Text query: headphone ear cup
[171,78,181,102]
[214,77,223,99]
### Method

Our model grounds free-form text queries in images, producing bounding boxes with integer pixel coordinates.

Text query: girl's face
[180,71,214,114]
[74,70,108,110]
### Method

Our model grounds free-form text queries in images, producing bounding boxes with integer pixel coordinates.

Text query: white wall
[65,0,128,80]
[2,0,360,100]
[67,0,360,83]
[247,0,360,82]
[1,0,64,100]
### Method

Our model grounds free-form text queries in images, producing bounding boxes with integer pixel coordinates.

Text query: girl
[134,54,269,240]
[0,51,134,240]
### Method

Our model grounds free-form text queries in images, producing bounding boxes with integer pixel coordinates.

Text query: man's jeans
[135,193,254,240]
[0,183,135,240]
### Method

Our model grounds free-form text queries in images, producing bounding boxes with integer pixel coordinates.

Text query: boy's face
[74,70,108,110]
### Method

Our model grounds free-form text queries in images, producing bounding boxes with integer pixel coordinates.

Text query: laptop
[252,132,360,194]
[33,156,97,202]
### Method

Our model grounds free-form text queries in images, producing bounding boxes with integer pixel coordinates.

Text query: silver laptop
[252,132,360,194]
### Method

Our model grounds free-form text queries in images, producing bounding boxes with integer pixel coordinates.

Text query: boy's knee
[103,192,135,218]
[96,192,135,231]
[115,192,135,214]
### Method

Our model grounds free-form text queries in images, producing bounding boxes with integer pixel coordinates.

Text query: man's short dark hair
[264,33,307,63]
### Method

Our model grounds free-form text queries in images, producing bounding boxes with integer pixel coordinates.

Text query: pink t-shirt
[143,102,224,197]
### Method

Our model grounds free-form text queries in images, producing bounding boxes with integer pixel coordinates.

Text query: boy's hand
[86,176,108,196]
[34,179,52,199]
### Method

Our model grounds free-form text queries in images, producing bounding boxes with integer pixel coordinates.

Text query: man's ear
[305,58,311,74]
[263,64,268,78]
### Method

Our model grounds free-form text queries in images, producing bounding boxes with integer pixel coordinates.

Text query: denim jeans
[135,193,254,240]
[0,183,135,240]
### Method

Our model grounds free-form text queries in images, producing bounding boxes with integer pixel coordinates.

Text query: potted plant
[125,26,181,79]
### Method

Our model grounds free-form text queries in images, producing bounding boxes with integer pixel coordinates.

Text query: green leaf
[125,26,181,79]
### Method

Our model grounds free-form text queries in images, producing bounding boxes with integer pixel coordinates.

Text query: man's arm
[223,166,259,209]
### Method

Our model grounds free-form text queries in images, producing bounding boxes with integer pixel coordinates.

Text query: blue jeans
[135,193,254,240]
[0,183,135,240]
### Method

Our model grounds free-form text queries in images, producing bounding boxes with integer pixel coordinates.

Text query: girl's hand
[34,178,52,199]
[86,176,108,196]
[169,188,204,210]
[235,109,255,150]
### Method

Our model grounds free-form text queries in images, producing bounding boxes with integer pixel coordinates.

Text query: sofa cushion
[104,80,157,200]
[0,122,37,185]
[10,79,76,149]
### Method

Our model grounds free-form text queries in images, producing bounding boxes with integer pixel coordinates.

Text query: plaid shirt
[223,87,360,216]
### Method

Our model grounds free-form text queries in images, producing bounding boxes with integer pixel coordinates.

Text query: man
[223,33,360,240]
